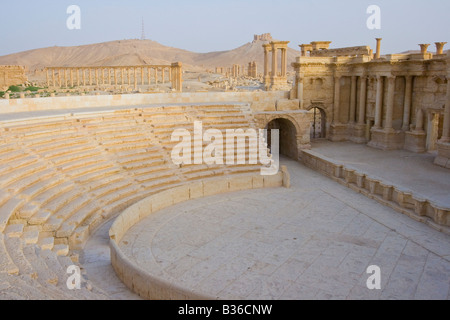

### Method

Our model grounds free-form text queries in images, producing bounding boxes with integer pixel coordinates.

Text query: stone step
[4,236,33,275]
[63,162,116,179]
[89,180,133,199]
[31,181,75,208]
[0,234,19,275]
[0,197,26,233]
[6,168,56,196]
[29,210,53,225]
[82,175,124,192]
[53,244,69,257]
[23,132,87,148]
[5,224,24,238]
[122,159,166,171]
[0,149,29,165]
[39,249,107,300]
[54,194,93,222]
[22,244,59,287]
[100,136,151,147]
[43,188,85,214]
[116,151,162,165]
[98,184,143,207]
[104,141,154,152]
[34,138,91,155]
[73,167,121,185]
[20,175,67,201]
[0,161,47,189]
[47,148,103,166]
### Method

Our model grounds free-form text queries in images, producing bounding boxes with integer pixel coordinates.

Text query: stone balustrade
[301,150,450,233]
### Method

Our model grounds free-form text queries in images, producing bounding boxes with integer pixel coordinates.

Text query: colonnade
[45,63,183,92]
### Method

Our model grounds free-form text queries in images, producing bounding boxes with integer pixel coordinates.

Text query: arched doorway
[266,118,298,160]
[308,107,326,140]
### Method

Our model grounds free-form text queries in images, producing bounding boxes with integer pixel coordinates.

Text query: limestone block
[252,175,264,189]
[276,99,300,111]
[263,173,283,188]
[188,181,204,200]
[171,185,190,204]
[203,179,229,197]
[228,175,253,192]
[151,190,174,213]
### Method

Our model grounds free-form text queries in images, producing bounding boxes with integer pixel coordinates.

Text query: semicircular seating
[0,103,266,299]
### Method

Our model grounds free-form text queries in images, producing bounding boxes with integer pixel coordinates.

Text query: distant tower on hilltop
[253,33,273,43]
[141,17,146,40]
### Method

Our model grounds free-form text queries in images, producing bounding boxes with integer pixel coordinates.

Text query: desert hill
[0,35,300,74]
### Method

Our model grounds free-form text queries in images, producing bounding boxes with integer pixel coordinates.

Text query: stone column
[121,68,125,85]
[374,76,384,128]
[358,76,367,125]
[375,38,382,59]
[76,69,80,87]
[162,68,165,83]
[128,68,131,86]
[263,45,270,79]
[46,69,49,87]
[95,69,99,86]
[58,69,62,87]
[141,67,144,85]
[419,44,430,54]
[440,79,450,142]
[297,77,304,109]
[402,76,413,131]
[349,76,357,124]
[70,69,74,87]
[155,68,158,84]
[384,76,396,130]
[415,108,424,132]
[108,69,111,85]
[148,67,151,85]
[333,76,341,124]
[114,68,117,86]
[281,49,287,77]
[134,67,138,90]
[89,69,92,86]
[52,69,55,87]
[435,42,447,55]
[272,46,278,77]
[101,68,105,85]
[64,69,68,87]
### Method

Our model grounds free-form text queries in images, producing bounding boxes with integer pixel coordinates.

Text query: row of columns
[45,63,183,92]
[333,75,415,132]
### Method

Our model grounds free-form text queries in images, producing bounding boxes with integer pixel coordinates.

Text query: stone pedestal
[329,123,348,142]
[404,130,427,153]
[349,124,368,144]
[368,128,405,150]
[434,141,450,168]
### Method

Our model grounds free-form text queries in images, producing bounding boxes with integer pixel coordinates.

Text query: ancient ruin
[292,40,450,169]
[0,34,449,301]
[45,63,183,92]
[0,66,28,90]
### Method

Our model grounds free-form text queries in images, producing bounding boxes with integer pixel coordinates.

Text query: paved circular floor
[111,158,450,300]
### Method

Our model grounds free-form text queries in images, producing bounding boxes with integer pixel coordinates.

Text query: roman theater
[0,37,449,300]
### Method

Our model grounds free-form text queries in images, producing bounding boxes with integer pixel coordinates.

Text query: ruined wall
[0,66,27,90]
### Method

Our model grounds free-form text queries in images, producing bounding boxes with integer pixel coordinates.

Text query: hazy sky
[1,0,449,56]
